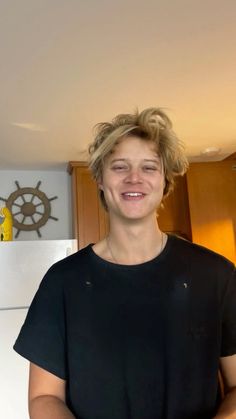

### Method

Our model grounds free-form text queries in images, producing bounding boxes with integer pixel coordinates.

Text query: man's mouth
[121,192,145,200]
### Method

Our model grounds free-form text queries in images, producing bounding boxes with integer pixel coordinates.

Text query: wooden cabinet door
[186,161,236,263]
[69,162,109,249]
[158,175,192,240]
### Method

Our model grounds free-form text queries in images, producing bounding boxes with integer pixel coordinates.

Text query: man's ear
[97,177,104,191]
[163,178,168,196]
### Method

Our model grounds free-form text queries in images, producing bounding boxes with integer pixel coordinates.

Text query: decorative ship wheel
[0,181,58,238]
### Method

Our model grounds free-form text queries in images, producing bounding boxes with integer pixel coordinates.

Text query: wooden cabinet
[68,162,109,249]
[186,161,236,263]
[68,160,236,263]
[158,175,192,240]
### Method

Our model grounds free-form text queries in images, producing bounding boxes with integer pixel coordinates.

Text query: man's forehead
[110,137,159,153]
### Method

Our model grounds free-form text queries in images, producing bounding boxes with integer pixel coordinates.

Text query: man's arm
[28,363,76,419]
[214,354,236,419]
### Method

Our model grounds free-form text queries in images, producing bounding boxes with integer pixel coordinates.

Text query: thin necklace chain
[106,236,119,263]
[106,232,164,264]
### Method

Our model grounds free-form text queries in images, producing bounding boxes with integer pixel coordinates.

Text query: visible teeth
[124,192,143,196]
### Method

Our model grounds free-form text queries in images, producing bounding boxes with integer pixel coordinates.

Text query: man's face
[98,135,165,223]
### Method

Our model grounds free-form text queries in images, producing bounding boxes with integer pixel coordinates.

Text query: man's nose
[124,168,143,183]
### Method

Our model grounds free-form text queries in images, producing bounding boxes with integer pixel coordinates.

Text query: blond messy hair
[88,107,189,209]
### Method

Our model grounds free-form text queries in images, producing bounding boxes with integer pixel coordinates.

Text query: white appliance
[0,239,77,419]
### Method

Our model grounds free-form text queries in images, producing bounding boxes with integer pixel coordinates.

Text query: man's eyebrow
[143,159,160,163]
[110,158,127,163]
[109,158,160,164]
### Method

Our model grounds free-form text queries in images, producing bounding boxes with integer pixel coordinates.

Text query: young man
[14,108,236,418]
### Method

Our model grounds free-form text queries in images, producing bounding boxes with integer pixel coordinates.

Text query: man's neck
[104,216,165,265]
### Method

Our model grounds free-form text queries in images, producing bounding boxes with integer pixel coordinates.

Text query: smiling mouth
[121,192,145,200]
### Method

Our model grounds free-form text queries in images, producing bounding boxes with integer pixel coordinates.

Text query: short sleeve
[221,263,236,357]
[13,265,67,379]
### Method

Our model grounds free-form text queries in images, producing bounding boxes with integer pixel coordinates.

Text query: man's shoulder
[169,234,235,272]
[51,244,92,270]
[40,244,94,286]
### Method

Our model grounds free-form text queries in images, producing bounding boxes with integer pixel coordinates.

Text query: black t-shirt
[14,235,236,419]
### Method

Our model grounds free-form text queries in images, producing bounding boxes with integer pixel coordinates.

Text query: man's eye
[143,166,157,171]
[112,165,128,171]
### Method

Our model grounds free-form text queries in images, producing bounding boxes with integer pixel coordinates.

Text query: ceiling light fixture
[200,147,221,157]
[11,122,46,132]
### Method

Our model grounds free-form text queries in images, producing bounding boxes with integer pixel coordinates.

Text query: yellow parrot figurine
[0,207,13,241]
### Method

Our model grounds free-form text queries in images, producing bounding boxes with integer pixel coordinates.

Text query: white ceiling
[0,0,236,171]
